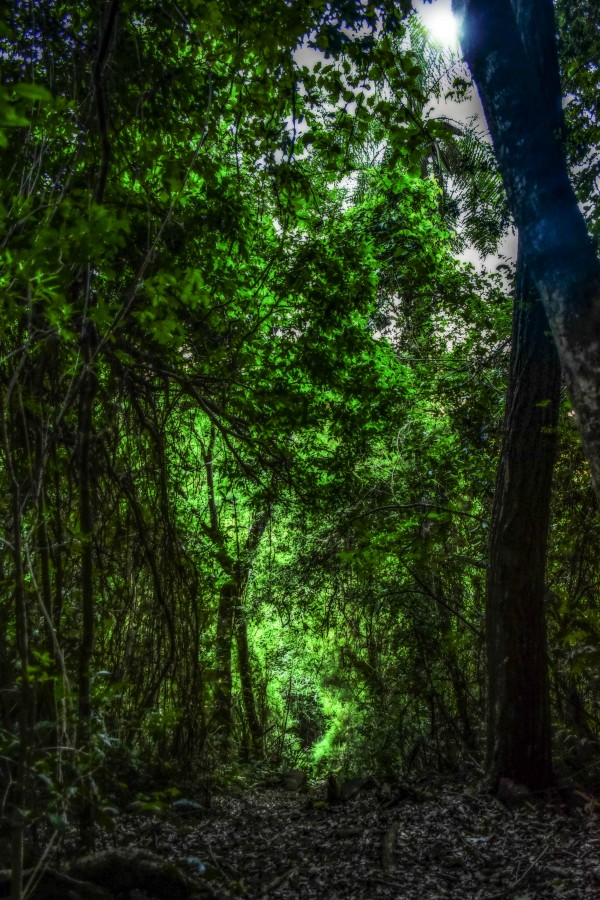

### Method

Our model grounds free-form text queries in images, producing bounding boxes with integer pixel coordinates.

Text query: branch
[93,0,120,204]
[347,502,483,523]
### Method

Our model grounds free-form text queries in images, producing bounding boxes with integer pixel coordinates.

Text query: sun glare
[425,10,460,48]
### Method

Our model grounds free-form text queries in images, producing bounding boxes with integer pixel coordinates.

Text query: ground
[84,773,600,899]
[4,774,600,899]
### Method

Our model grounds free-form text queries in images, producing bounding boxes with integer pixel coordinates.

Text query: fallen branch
[381,820,400,875]
[0,867,112,900]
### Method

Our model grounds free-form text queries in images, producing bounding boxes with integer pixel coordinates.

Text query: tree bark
[77,324,97,846]
[452,0,600,501]
[235,604,263,757]
[235,510,269,757]
[432,574,475,753]
[9,481,29,900]
[486,243,561,790]
[212,511,268,752]
[1,380,32,900]
[456,0,565,790]
[213,579,236,748]
[202,432,268,752]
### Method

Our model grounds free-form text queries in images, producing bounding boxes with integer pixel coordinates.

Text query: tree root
[0,847,219,900]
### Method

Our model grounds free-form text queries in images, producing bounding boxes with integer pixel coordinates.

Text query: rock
[171,798,205,817]
[340,776,377,802]
[327,774,340,804]
[126,800,166,818]
[327,775,377,804]
[380,780,430,806]
[279,770,307,792]
[496,777,532,809]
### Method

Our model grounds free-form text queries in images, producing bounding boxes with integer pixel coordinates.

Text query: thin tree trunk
[202,435,268,752]
[201,431,234,749]
[52,444,64,635]
[36,479,60,728]
[213,580,236,749]
[212,513,268,752]
[432,575,475,753]
[10,481,30,900]
[2,380,31,900]
[486,244,561,790]
[77,327,96,845]
[235,607,263,757]
[234,511,268,757]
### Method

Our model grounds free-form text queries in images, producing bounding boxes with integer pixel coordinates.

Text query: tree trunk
[432,575,475,753]
[202,431,269,753]
[211,512,269,753]
[213,580,236,749]
[486,244,561,790]
[9,481,30,900]
[77,327,97,846]
[452,0,600,502]
[1,380,32,900]
[235,606,263,757]
[234,511,269,757]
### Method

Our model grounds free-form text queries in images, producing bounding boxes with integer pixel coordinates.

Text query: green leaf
[47,813,69,832]
[13,83,53,102]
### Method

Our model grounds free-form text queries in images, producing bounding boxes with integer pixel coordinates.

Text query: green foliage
[557,0,600,242]
[0,2,598,861]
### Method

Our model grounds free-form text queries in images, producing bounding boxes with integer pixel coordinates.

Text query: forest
[0,0,599,897]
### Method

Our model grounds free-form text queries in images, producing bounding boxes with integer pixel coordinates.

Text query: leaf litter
[82,773,600,899]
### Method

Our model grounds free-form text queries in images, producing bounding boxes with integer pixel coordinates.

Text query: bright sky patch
[424,8,460,48]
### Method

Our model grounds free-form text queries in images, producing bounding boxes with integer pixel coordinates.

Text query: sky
[413,0,461,47]
[294,1,518,273]
[411,0,518,272]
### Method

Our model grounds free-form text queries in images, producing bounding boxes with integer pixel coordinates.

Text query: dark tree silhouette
[479,0,565,790]
[486,244,561,790]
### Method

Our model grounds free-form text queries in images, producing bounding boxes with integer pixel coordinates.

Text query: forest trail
[50,775,598,900]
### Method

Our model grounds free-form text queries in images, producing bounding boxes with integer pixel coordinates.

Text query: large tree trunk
[452,0,600,501]
[475,3,564,791]
[486,243,561,790]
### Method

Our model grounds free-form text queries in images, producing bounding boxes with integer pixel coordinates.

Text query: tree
[451,0,600,501]
[3,3,600,884]
[486,243,561,790]
[479,0,564,790]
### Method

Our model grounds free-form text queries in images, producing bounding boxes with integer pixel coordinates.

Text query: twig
[204,839,238,886]
[259,866,298,897]
[381,820,399,875]
[22,833,58,900]
[488,843,551,898]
